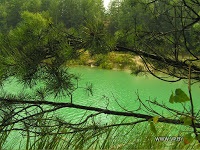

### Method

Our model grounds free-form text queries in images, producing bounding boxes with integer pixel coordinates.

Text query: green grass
[1,120,200,149]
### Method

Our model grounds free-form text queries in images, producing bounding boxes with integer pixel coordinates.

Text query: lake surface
[2,66,200,119]
[2,66,200,117]
[70,66,199,109]
[57,66,200,124]
[1,66,200,148]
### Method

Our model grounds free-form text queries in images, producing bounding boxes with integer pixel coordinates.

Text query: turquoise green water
[70,66,199,110]
[1,66,200,148]
[55,66,200,125]
[2,66,200,118]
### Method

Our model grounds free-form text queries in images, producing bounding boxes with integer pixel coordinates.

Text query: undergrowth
[67,51,144,74]
[1,120,200,149]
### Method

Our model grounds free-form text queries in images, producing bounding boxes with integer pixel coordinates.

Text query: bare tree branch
[1,98,200,128]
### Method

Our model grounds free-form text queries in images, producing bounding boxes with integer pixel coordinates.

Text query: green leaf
[180,116,192,125]
[174,89,190,102]
[183,117,192,126]
[184,133,194,144]
[153,116,159,124]
[150,122,157,134]
[169,89,190,103]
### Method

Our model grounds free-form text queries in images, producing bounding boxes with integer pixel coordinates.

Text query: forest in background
[0,0,200,149]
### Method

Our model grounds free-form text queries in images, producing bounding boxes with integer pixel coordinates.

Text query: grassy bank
[67,51,145,75]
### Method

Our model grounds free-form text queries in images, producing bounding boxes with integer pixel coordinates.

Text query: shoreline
[66,51,146,75]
